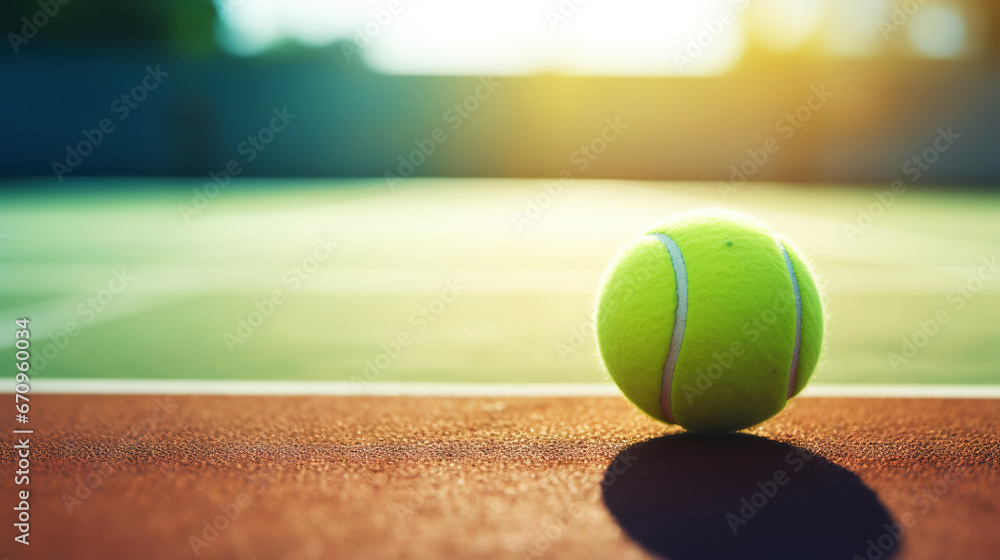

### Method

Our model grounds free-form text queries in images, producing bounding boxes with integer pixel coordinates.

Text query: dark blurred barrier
[2,52,999,185]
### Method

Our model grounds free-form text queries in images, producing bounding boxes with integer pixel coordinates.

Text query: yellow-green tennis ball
[595,209,825,433]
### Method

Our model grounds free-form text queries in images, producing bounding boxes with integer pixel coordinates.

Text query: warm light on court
[908,4,969,58]
[365,0,742,76]
[823,0,893,57]
[216,0,977,72]
[217,0,744,75]
[748,0,829,52]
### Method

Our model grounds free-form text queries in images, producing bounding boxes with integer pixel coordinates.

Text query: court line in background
[14,379,1000,398]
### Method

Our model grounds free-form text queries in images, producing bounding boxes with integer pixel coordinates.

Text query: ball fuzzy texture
[595,209,825,433]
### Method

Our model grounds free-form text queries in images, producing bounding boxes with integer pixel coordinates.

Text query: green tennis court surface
[1,179,998,386]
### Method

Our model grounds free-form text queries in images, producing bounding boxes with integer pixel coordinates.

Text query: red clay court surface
[2,395,998,560]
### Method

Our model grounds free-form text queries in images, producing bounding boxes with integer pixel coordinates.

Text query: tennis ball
[595,209,825,433]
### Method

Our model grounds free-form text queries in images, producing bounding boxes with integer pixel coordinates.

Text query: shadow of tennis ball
[602,434,899,560]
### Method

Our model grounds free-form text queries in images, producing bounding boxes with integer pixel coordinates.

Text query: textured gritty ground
[1,396,998,560]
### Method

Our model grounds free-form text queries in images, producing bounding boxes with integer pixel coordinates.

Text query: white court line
[12,379,1000,398]
[801,384,1000,398]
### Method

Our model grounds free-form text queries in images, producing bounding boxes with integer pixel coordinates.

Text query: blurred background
[2,0,999,184]
[2,0,998,388]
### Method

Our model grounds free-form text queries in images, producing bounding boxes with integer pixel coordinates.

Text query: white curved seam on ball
[651,233,687,424]
[780,242,804,399]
